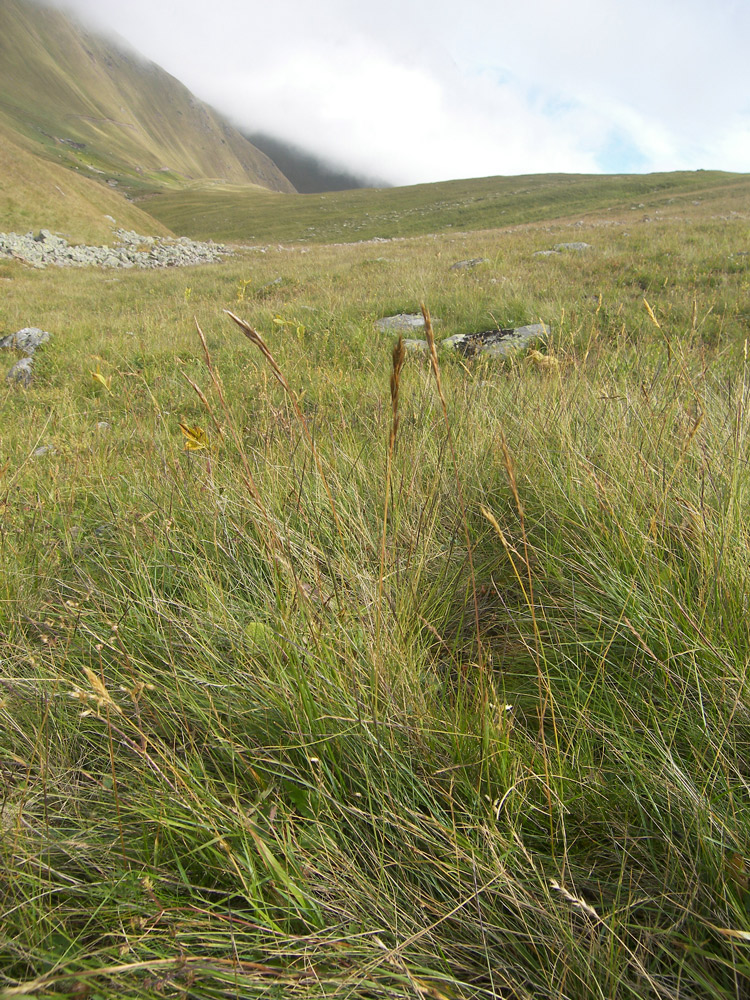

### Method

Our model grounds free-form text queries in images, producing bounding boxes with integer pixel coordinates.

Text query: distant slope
[0,0,295,197]
[141,170,750,245]
[245,132,385,193]
[0,119,173,243]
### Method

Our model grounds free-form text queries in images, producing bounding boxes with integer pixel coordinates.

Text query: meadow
[141,169,749,244]
[1,190,750,999]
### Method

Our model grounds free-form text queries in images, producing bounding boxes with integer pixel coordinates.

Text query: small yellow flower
[179,423,207,451]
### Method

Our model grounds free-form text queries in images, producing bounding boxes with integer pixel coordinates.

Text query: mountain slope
[0,0,295,197]
[0,118,174,242]
[245,131,385,193]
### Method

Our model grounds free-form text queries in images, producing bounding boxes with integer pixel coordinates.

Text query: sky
[50,0,750,186]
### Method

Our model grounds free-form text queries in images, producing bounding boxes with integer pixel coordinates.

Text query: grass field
[140,169,750,244]
[1,184,750,998]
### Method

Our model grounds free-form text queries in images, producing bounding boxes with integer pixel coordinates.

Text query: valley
[2,1,750,997]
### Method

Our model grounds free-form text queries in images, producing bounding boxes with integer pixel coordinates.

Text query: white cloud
[199,42,602,184]
[47,0,750,183]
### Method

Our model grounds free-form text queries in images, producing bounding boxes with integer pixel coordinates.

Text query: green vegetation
[141,169,750,244]
[1,188,750,999]
[0,121,173,245]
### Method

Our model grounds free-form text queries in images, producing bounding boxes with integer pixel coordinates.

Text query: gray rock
[450,257,490,270]
[402,339,430,353]
[375,313,439,332]
[33,445,54,458]
[533,250,561,257]
[96,421,111,433]
[0,327,52,355]
[6,357,34,385]
[553,242,592,252]
[0,228,231,269]
[441,323,549,359]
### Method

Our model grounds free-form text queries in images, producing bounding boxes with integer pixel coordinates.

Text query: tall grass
[1,203,750,998]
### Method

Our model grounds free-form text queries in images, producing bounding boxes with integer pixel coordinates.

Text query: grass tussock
[1,201,750,998]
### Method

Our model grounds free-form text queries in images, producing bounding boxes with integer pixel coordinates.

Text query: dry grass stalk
[225,309,344,540]
[389,335,406,456]
[648,402,704,538]
[179,366,226,440]
[377,335,406,647]
[421,303,483,678]
[644,297,672,365]
[194,320,267,515]
[497,434,558,822]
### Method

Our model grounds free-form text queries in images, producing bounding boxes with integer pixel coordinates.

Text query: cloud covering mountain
[47,0,750,184]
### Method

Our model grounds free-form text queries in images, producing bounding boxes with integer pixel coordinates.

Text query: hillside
[245,131,385,193]
[0,0,294,202]
[141,168,750,245]
[0,118,175,243]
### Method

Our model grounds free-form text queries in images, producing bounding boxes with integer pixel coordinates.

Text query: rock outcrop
[441,324,549,358]
[377,315,549,359]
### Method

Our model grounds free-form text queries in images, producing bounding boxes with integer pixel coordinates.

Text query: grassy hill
[140,168,750,244]
[0,0,294,203]
[0,118,174,243]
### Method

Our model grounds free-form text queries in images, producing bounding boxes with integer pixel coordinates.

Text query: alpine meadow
[2,2,750,999]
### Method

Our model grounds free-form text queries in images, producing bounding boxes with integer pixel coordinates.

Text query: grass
[0,120,173,245]
[1,191,750,998]
[140,169,750,244]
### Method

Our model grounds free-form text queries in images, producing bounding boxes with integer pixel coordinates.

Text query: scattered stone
[96,422,111,433]
[33,445,54,458]
[375,313,439,332]
[402,339,430,353]
[533,250,561,257]
[553,242,592,252]
[450,257,490,270]
[441,324,549,359]
[0,227,232,269]
[0,327,51,355]
[7,357,34,385]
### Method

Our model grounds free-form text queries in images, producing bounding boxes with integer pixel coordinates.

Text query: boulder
[450,257,490,270]
[553,242,592,251]
[6,357,34,385]
[441,323,548,358]
[375,313,439,332]
[0,327,52,355]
